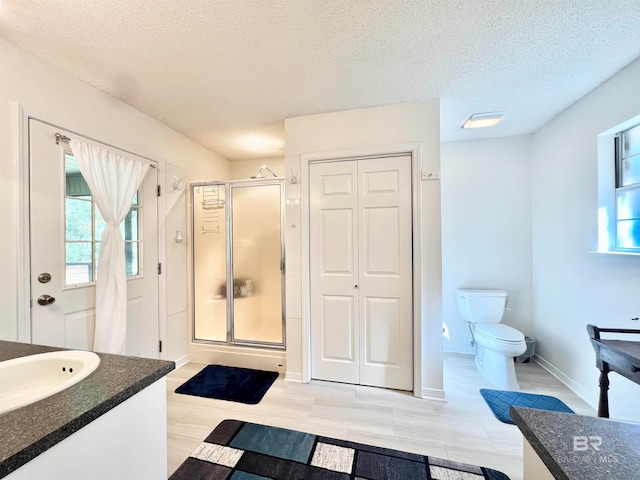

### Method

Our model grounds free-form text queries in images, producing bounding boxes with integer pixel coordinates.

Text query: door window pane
[122,209,139,241]
[66,242,93,284]
[125,242,139,276]
[95,206,139,240]
[65,198,92,241]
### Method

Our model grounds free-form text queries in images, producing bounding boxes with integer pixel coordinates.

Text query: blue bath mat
[480,388,575,424]
[175,365,278,404]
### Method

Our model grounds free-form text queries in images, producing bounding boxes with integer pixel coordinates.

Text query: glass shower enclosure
[191,179,285,348]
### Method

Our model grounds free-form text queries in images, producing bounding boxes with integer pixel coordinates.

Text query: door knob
[37,295,56,306]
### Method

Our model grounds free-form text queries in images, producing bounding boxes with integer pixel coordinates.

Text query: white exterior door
[29,119,160,358]
[310,155,413,390]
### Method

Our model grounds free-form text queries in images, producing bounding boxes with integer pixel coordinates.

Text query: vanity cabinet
[6,379,167,479]
[0,341,174,479]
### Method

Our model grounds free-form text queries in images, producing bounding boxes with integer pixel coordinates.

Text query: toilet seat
[475,323,524,344]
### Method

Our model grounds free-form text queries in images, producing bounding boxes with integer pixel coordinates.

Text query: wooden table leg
[598,363,610,418]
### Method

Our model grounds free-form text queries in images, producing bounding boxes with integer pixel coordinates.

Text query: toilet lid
[475,323,524,343]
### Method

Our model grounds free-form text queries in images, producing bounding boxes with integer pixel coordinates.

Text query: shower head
[253,164,278,179]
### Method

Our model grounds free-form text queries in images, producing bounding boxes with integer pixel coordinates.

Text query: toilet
[456,288,526,390]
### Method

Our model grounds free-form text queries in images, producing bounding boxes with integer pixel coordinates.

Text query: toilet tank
[456,288,508,324]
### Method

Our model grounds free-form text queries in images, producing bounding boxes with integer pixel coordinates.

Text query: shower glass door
[192,179,285,349]
[231,183,283,345]
[192,184,227,342]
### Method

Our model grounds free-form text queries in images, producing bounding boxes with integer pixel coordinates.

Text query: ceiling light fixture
[462,111,505,129]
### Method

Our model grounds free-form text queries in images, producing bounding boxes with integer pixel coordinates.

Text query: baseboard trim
[533,353,597,409]
[285,372,304,383]
[174,354,189,369]
[421,387,447,402]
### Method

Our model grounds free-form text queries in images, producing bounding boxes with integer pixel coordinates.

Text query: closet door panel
[321,209,354,274]
[320,295,355,361]
[363,206,400,275]
[363,296,401,366]
[358,156,413,391]
[310,161,359,384]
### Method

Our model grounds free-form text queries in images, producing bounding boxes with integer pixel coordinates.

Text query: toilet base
[475,345,522,391]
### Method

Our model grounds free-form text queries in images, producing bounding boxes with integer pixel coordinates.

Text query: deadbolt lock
[38,273,52,284]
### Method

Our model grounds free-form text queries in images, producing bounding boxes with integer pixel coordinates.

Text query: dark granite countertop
[0,340,175,478]
[511,406,640,480]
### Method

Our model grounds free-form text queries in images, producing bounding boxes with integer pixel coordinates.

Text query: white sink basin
[0,350,101,415]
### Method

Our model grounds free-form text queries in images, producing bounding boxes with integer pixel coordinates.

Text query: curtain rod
[32,117,158,168]
[54,131,157,168]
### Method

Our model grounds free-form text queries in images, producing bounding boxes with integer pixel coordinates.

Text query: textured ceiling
[2,1,640,160]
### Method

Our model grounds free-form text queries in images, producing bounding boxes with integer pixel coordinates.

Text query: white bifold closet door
[310,155,413,391]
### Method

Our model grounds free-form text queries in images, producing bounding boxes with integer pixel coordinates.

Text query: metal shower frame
[190,177,286,350]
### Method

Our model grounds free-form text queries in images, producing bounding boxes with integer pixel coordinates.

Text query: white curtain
[70,139,150,354]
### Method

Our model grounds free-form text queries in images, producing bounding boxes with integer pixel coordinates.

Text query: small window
[65,153,142,286]
[614,124,640,251]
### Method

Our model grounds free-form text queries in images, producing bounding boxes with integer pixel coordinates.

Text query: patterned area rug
[175,365,278,404]
[480,388,575,425]
[170,419,511,480]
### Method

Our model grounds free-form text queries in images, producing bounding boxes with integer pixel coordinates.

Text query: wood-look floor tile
[166,353,593,480]
[266,416,350,439]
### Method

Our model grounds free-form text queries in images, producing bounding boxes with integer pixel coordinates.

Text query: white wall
[164,163,189,364]
[531,57,640,422]
[284,101,443,396]
[441,136,533,354]
[0,39,230,361]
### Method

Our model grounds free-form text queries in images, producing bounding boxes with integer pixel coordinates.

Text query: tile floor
[166,353,595,480]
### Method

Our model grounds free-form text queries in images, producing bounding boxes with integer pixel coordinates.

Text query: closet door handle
[354,284,358,289]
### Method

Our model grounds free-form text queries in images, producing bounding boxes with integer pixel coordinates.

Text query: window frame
[614,125,640,252]
[597,115,640,255]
